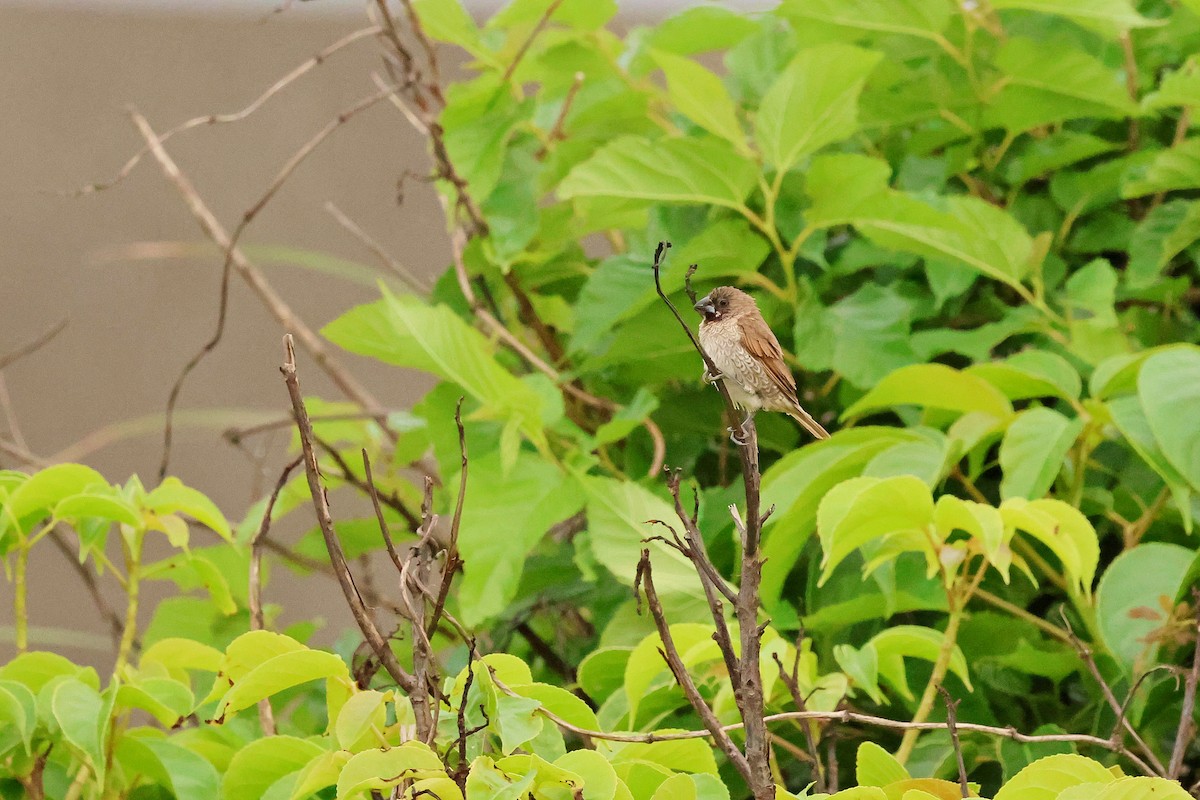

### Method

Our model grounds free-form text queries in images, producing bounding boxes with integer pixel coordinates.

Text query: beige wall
[0,4,451,661]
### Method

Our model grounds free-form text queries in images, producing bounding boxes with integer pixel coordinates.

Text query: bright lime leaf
[856,741,910,787]
[559,135,758,209]
[842,363,1013,421]
[5,463,107,523]
[116,678,194,728]
[870,625,973,699]
[213,650,348,720]
[145,477,232,542]
[221,736,325,800]
[650,773,730,800]
[336,742,446,799]
[968,350,1082,402]
[754,44,882,172]
[817,475,934,583]
[52,678,111,782]
[935,495,1010,580]
[999,408,1084,501]
[334,689,388,752]
[120,734,221,800]
[1000,499,1099,596]
[992,753,1114,800]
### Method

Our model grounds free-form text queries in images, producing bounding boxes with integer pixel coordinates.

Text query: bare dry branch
[0,318,68,372]
[324,201,430,292]
[1169,588,1200,778]
[937,685,969,797]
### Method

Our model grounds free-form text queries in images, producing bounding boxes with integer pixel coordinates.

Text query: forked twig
[938,685,969,797]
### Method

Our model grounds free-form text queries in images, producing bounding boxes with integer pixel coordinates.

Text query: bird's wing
[737,313,799,399]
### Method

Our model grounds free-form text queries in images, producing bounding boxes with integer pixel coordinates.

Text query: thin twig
[1169,588,1200,778]
[324,201,429,292]
[278,334,421,708]
[72,26,380,196]
[1059,608,1167,775]
[129,109,393,480]
[773,649,824,793]
[502,0,565,82]
[634,550,755,781]
[938,685,969,797]
[489,668,1158,774]
[427,398,466,639]
[362,449,406,573]
[248,455,302,735]
[536,72,584,158]
[0,318,68,371]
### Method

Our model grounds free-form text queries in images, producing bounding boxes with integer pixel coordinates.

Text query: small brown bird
[694,286,830,442]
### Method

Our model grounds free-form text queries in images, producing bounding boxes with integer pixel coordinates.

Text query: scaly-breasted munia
[694,286,830,442]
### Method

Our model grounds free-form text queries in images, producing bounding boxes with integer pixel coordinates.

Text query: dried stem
[324,201,429,292]
[0,318,68,371]
[1169,588,1200,778]
[938,685,969,797]
[279,334,422,720]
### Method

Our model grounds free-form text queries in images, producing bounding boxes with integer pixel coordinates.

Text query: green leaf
[559,135,757,209]
[1122,139,1200,198]
[1126,200,1200,288]
[115,677,194,728]
[594,390,660,447]
[869,625,973,699]
[625,623,716,722]
[1000,499,1099,596]
[495,693,544,754]
[650,773,730,800]
[323,291,547,447]
[1096,543,1194,673]
[582,475,706,607]
[4,463,107,524]
[52,678,111,782]
[1108,396,1194,531]
[213,649,348,721]
[220,736,326,800]
[0,651,89,693]
[988,0,1160,38]
[842,363,1013,422]
[145,477,232,542]
[555,750,619,800]
[336,742,445,799]
[0,681,35,756]
[1138,346,1200,491]
[335,689,388,752]
[653,51,745,147]
[53,491,140,527]
[935,495,1010,580]
[412,0,487,58]
[992,754,1114,800]
[453,451,580,626]
[856,741,910,787]
[118,734,221,800]
[1004,132,1120,186]
[968,350,1082,402]
[983,38,1138,132]
[817,475,934,584]
[999,408,1084,501]
[1143,64,1200,111]
[776,0,953,41]
[646,6,759,55]
[806,154,1039,289]
[754,44,881,173]
[1090,777,1194,799]
[798,284,919,389]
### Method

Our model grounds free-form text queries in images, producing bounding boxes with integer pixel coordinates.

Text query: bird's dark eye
[718,299,727,307]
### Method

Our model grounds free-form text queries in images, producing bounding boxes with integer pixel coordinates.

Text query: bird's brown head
[694,286,756,323]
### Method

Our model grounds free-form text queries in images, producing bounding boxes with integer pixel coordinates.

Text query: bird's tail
[788,406,831,441]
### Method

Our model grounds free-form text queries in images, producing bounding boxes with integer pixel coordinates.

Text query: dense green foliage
[5,0,1200,797]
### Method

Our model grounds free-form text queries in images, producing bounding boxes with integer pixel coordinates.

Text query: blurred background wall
[0,0,766,663]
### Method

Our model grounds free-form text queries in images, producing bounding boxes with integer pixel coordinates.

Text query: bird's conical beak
[694,296,715,316]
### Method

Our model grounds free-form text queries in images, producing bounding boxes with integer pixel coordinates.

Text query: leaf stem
[113,533,143,676]
[14,542,28,653]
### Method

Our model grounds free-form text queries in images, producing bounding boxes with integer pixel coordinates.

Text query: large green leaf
[1096,543,1194,673]
[983,38,1138,132]
[1126,200,1200,288]
[1000,499,1099,596]
[1108,395,1194,532]
[754,44,881,173]
[220,736,327,800]
[52,678,112,782]
[776,0,953,41]
[999,408,1084,500]
[453,452,581,626]
[1122,139,1200,198]
[653,51,745,147]
[856,741,909,787]
[336,743,446,799]
[323,291,547,447]
[582,476,706,610]
[558,135,758,209]
[1138,344,1200,493]
[118,734,221,800]
[989,0,1160,38]
[806,154,1039,289]
[3,463,108,527]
